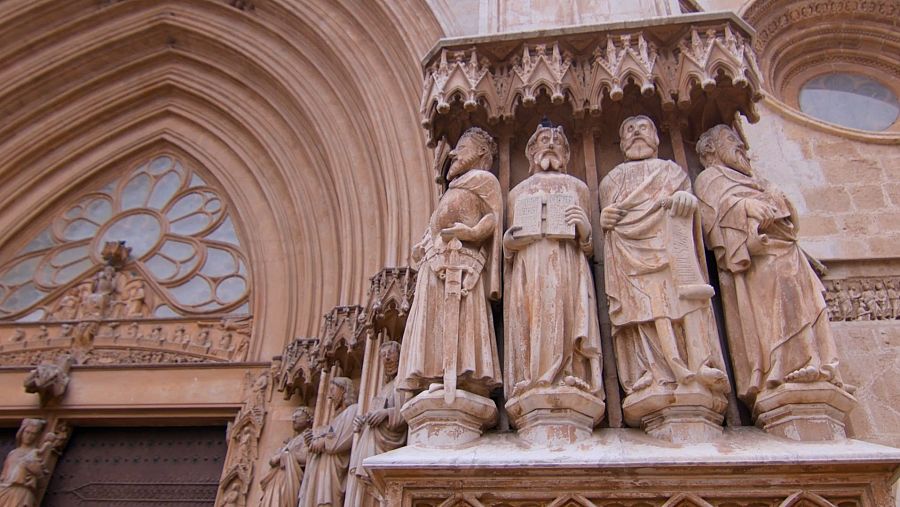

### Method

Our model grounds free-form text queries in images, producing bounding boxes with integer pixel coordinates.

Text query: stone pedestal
[505,386,605,446]
[753,381,857,441]
[623,383,726,443]
[401,389,497,448]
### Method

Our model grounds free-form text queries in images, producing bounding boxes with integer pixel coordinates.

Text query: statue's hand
[353,415,365,433]
[565,205,591,240]
[668,191,697,218]
[440,222,475,242]
[746,198,777,230]
[600,206,626,230]
[365,409,389,427]
[503,226,536,252]
[302,430,314,446]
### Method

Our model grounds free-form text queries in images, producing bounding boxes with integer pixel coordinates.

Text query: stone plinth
[505,387,605,446]
[753,381,857,441]
[623,383,727,443]
[401,389,497,448]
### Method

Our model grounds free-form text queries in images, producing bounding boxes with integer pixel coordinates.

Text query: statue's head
[448,127,497,180]
[526,123,570,174]
[379,340,401,378]
[291,406,313,432]
[328,376,357,408]
[696,124,752,176]
[17,418,46,447]
[619,115,660,161]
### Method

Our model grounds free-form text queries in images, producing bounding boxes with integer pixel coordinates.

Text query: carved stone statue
[259,407,312,507]
[694,124,856,440]
[52,288,80,321]
[345,341,407,507]
[397,127,502,447]
[124,279,149,318]
[0,419,54,506]
[600,115,728,442]
[502,122,604,445]
[298,377,358,507]
[24,354,73,406]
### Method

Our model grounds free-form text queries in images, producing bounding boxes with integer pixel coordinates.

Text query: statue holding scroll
[694,125,855,440]
[502,123,604,445]
[600,116,728,440]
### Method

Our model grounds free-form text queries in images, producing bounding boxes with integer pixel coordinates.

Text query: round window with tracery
[799,73,900,132]
[0,155,250,321]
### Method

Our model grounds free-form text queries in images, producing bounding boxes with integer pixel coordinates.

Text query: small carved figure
[11,328,26,342]
[503,123,602,397]
[52,288,80,321]
[173,326,188,344]
[124,279,149,318]
[601,116,727,397]
[0,419,55,507]
[127,322,141,341]
[298,377,358,507]
[887,280,900,319]
[859,281,880,321]
[259,407,312,507]
[397,127,503,401]
[346,341,407,507]
[195,329,212,348]
[73,321,97,348]
[833,280,854,321]
[219,331,234,351]
[695,124,848,395]
[35,326,49,341]
[874,281,890,320]
[149,326,165,344]
[24,354,73,406]
[59,324,73,339]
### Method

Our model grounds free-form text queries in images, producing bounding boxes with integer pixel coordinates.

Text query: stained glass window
[799,73,900,131]
[0,155,251,320]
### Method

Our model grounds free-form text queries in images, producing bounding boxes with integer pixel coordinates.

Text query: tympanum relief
[397,127,503,447]
[695,125,856,440]
[600,116,729,443]
[503,123,604,445]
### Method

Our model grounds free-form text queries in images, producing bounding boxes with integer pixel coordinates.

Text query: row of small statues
[49,265,150,322]
[825,279,900,321]
[254,118,857,507]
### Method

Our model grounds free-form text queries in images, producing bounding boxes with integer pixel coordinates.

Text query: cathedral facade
[0,1,898,506]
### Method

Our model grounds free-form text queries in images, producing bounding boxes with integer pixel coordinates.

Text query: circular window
[798,73,900,131]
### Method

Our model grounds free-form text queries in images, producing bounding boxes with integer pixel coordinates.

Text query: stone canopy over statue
[600,115,729,442]
[694,124,856,440]
[397,127,503,447]
[502,122,604,445]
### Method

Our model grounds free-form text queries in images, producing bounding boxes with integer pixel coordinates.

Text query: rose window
[0,154,250,321]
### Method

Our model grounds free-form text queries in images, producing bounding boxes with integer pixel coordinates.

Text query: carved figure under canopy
[298,377,358,507]
[503,123,602,398]
[600,116,728,399]
[0,419,55,507]
[694,124,849,400]
[397,127,503,402]
[258,406,312,507]
[345,341,407,507]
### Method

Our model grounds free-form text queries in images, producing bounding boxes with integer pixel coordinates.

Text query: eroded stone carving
[259,406,312,507]
[24,354,73,406]
[298,376,358,507]
[216,371,268,507]
[825,277,900,321]
[0,419,67,507]
[695,124,856,440]
[502,123,604,445]
[600,116,729,442]
[346,341,407,507]
[398,127,502,447]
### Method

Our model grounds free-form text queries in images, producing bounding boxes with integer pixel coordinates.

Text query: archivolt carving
[420,19,762,145]
[216,371,269,507]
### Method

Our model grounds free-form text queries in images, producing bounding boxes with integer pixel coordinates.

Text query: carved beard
[723,146,753,176]
[448,151,480,180]
[624,136,657,160]
[534,148,564,172]
[383,360,398,378]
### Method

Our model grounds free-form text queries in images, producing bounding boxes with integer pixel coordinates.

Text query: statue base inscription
[401,389,497,448]
[623,383,726,443]
[505,386,605,446]
[753,382,856,441]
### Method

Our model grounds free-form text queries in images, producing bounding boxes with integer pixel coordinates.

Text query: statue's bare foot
[563,375,591,391]
[697,366,729,391]
[427,383,444,393]
[632,372,653,392]
[785,365,820,383]
[511,380,530,398]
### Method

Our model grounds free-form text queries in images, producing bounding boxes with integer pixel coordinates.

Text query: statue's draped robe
[0,446,43,507]
[298,404,358,507]
[695,164,840,399]
[398,169,503,395]
[258,432,307,507]
[600,159,717,392]
[504,171,602,397]
[344,378,406,507]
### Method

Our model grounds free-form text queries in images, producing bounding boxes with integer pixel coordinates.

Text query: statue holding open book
[502,122,604,445]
